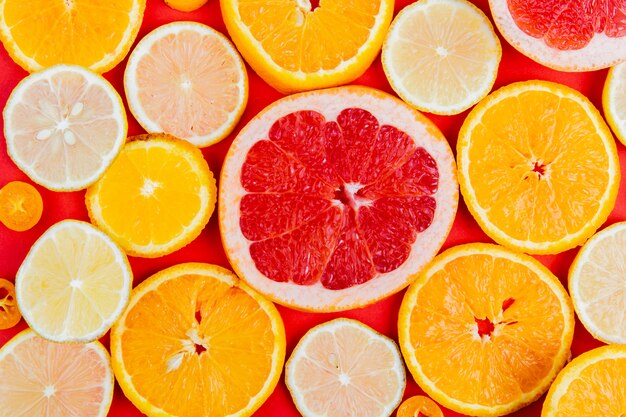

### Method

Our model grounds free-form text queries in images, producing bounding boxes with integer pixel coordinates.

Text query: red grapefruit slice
[489,0,626,71]
[219,86,458,312]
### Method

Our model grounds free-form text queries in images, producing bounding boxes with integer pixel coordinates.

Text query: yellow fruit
[111,263,286,417]
[458,80,620,254]
[603,61,626,146]
[164,0,208,12]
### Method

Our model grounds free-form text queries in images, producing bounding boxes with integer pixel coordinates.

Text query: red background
[0,0,623,416]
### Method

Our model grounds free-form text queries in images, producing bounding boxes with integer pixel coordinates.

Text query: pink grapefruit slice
[489,0,626,71]
[219,86,458,312]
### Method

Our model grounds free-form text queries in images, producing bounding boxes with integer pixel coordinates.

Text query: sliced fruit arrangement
[396,396,443,417]
[0,329,114,417]
[458,80,620,254]
[603,61,626,146]
[399,243,575,416]
[111,263,285,417]
[285,318,405,417]
[0,0,145,73]
[86,133,216,258]
[125,22,248,147]
[489,0,626,71]
[382,0,501,115]
[0,278,20,330]
[0,181,43,232]
[15,220,132,343]
[220,0,394,93]
[219,86,458,311]
[568,222,626,344]
[542,345,626,417]
[3,65,127,191]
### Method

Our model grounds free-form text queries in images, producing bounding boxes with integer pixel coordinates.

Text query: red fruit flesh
[240,109,440,290]
[507,0,626,50]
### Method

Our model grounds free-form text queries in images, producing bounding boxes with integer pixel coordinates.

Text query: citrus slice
[86,133,216,258]
[398,243,575,416]
[285,318,405,417]
[458,80,620,255]
[219,86,458,311]
[0,0,145,73]
[164,0,207,12]
[489,0,626,71]
[0,181,43,231]
[3,64,127,191]
[568,221,626,344]
[124,22,248,147]
[542,345,626,417]
[220,0,394,93]
[111,263,286,417]
[603,61,626,146]
[396,396,443,417]
[382,0,501,115]
[15,219,132,343]
[0,278,21,330]
[0,329,114,417]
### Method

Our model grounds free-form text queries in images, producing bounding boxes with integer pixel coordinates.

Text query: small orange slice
[396,396,443,417]
[0,278,21,330]
[0,181,43,231]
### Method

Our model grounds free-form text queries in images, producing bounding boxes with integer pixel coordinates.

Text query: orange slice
[15,220,133,343]
[220,0,394,93]
[3,65,127,191]
[542,345,626,417]
[0,0,145,73]
[285,318,405,417]
[0,329,114,417]
[164,0,207,12]
[0,181,43,231]
[396,396,443,417]
[398,243,575,416]
[219,86,458,311]
[124,22,248,147]
[111,263,286,417]
[458,80,620,255]
[603,61,626,146]
[0,278,21,330]
[568,221,626,344]
[86,134,216,258]
[382,0,501,115]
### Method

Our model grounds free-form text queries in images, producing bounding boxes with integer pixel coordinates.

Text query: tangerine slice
[0,181,43,232]
[0,278,20,330]
[396,396,443,417]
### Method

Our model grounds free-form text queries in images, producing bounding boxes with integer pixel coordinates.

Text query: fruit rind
[603,63,626,146]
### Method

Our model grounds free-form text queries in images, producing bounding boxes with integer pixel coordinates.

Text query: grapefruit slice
[219,86,458,312]
[0,329,114,417]
[489,0,626,71]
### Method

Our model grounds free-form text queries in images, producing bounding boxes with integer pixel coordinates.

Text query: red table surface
[0,0,624,416]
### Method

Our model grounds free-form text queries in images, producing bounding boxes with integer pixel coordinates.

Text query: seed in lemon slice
[399,243,575,416]
[542,345,626,417]
[111,263,286,417]
[382,0,501,115]
[0,329,114,417]
[0,0,145,73]
[15,220,132,343]
[458,80,620,255]
[3,65,127,191]
[568,221,626,344]
[603,61,626,146]
[86,133,216,258]
[285,318,405,417]
[124,22,248,147]
[397,396,443,417]
[220,0,394,93]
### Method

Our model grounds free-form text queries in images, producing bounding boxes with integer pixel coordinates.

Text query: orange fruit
[164,0,208,12]
[398,243,575,416]
[86,134,216,258]
[111,263,286,417]
[220,0,394,93]
[3,64,127,191]
[489,0,626,71]
[0,329,114,417]
[16,220,133,343]
[568,221,626,344]
[542,345,626,417]
[603,61,626,146]
[396,396,443,417]
[124,22,248,147]
[382,0,501,115]
[0,181,43,231]
[458,80,620,255]
[0,278,21,330]
[0,0,145,73]
[219,86,458,311]
[285,318,405,417]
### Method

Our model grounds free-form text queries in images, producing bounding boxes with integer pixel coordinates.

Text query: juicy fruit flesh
[240,108,439,290]
[0,279,20,330]
[0,181,43,232]
[507,0,626,50]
